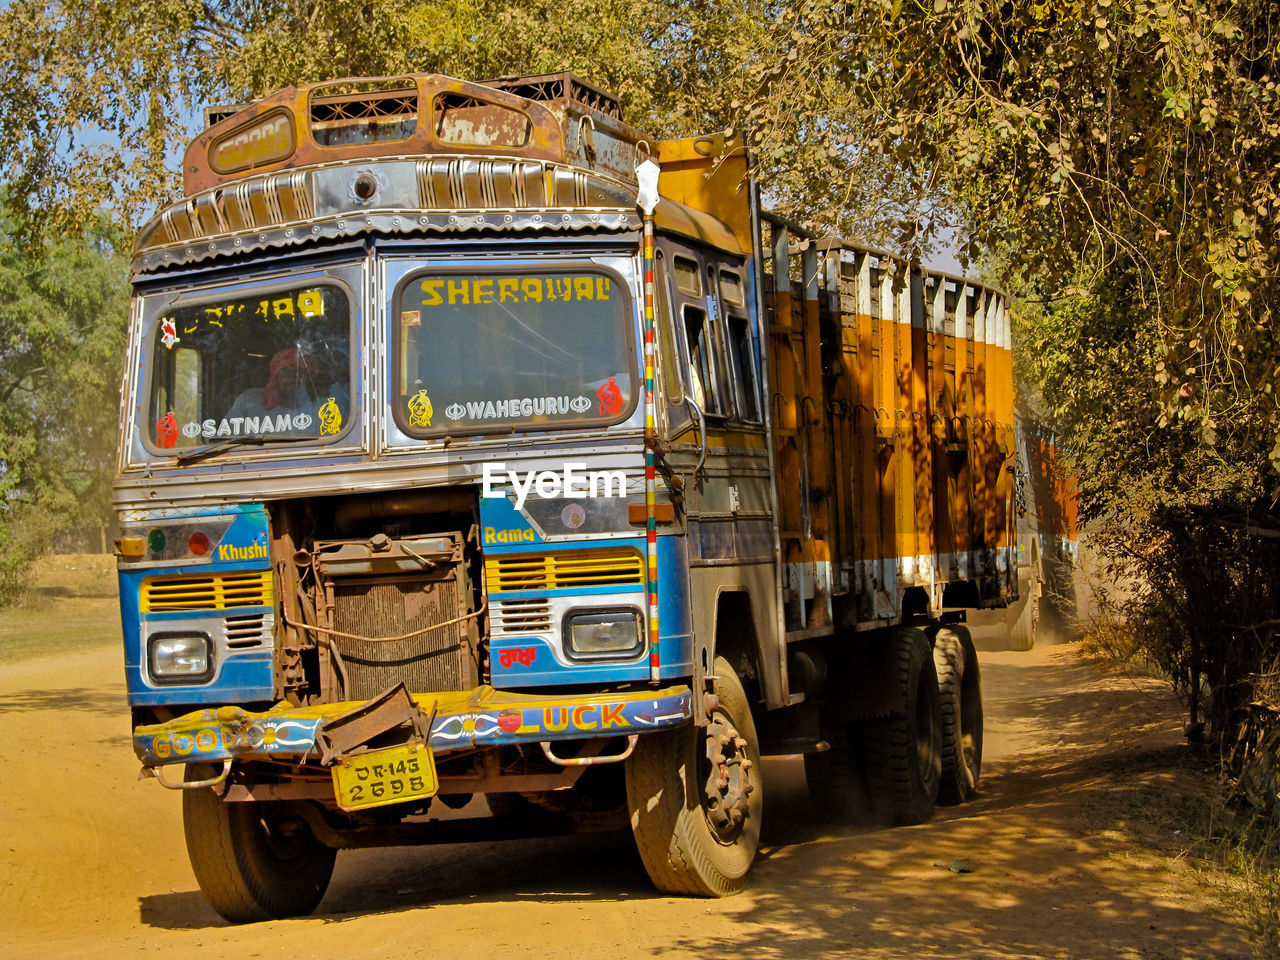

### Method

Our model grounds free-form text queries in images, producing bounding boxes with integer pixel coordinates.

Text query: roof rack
[188,73,649,196]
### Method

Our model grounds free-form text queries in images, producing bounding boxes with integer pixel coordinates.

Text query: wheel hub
[702,712,755,838]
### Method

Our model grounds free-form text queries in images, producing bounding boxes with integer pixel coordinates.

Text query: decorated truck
[116,72,1016,921]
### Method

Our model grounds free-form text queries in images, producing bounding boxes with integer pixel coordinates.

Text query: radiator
[313,533,477,699]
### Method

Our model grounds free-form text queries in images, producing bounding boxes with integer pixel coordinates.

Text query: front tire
[183,765,336,923]
[625,656,763,896]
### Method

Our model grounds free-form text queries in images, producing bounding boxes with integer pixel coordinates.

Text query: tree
[0,0,769,243]
[0,203,129,601]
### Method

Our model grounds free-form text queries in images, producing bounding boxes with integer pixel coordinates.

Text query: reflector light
[188,531,211,556]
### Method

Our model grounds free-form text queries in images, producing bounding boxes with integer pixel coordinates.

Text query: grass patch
[1075,736,1280,959]
[1196,803,1280,959]
[0,553,121,663]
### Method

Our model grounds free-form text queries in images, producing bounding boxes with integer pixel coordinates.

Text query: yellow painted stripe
[704,429,768,450]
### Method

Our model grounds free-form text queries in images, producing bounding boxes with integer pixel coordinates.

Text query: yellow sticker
[407,390,434,428]
[318,397,342,435]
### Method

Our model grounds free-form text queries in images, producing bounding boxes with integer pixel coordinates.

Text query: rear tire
[804,725,871,822]
[485,792,542,817]
[859,628,942,825]
[1008,589,1038,651]
[933,625,983,804]
[625,656,763,896]
[183,765,336,923]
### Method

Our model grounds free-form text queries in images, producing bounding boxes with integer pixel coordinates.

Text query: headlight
[148,633,212,682]
[564,609,643,660]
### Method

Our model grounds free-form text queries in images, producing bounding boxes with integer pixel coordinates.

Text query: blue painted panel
[490,533,693,689]
[118,507,276,708]
[478,493,543,548]
[118,567,143,678]
[657,534,693,648]
[125,651,274,706]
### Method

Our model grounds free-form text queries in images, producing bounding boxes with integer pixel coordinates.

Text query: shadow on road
[123,646,1243,959]
[138,827,659,930]
[0,685,122,714]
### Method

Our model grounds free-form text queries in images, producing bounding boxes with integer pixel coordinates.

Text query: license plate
[331,742,437,812]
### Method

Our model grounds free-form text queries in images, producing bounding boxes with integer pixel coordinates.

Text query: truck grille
[485,548,644,594]
[494,598,552,634]
[141,571,272,612]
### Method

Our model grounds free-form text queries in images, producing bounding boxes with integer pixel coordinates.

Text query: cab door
[654,237,778,701]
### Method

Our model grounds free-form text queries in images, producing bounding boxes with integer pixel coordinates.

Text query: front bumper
[133,684,693,768]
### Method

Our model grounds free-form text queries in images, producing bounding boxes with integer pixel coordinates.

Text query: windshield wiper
[175,435,305,466]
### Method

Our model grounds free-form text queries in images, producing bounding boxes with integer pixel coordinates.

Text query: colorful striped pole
[636,156,661,685]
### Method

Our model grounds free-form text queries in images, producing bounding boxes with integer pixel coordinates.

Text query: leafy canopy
[0,201,129,600]
[0,0,766,240]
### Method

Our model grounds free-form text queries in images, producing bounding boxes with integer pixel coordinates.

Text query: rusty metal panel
[184,75,569,196]
[181,73,655,198]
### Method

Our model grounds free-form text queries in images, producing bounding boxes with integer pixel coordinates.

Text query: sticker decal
[156,412,178,448]
[407,390,434,428]
[484,527,536,544]
[318,397,342,436]
[597,377,623,416]
[561,503,586,529]
[497,647,538,668]
[401,310,421,327]
[439,395,590,421]
[159,318,179,350]
[180,412,313,440]
[418,275,613,308]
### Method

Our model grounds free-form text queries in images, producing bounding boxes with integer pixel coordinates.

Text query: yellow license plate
[331,742,437,812]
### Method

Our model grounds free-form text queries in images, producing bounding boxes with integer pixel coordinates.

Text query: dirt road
[0,633,1249,960]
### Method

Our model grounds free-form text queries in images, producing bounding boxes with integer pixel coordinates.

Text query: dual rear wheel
[806,625,983,825]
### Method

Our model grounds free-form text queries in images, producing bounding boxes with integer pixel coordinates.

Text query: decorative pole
[636,153,661,686]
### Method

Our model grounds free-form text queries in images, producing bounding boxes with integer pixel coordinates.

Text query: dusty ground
[0,584,1251,959]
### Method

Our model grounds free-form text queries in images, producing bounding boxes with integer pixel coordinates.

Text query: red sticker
[159,318,179,349]
[597,377,623,416]
[156,412,178,448]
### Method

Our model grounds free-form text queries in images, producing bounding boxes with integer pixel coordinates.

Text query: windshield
[393,267,635,436]
[143,281,352,452]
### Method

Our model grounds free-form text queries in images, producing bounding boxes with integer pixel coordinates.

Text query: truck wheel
[183,765,336,923]
[933,625,983,804]
[804,726,871,822]
[625,656,763,896]
[858,627,942,825]
[486,792,542,817]
[1008,590,1038,651]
